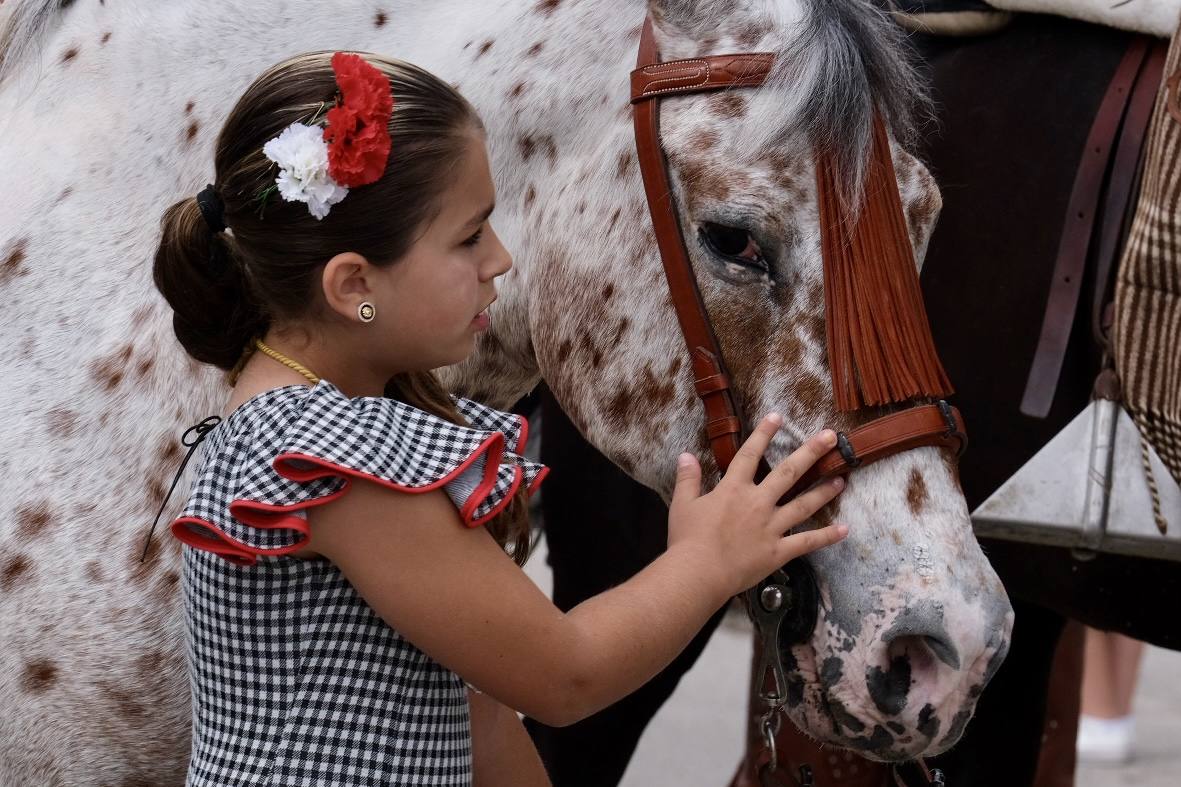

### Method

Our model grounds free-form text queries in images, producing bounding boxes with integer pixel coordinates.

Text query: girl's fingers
[778,523,849,564]
[758,429,838,501]
[771,476,846,534]
[723,413,783,484]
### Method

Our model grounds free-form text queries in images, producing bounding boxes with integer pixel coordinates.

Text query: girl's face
[371,133,512,372]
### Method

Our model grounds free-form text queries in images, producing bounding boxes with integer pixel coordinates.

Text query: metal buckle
[836,431,861,468]
[936,400,966,457]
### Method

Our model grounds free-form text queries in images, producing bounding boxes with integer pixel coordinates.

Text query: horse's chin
[788,697,966,762]
[784,642,977,761]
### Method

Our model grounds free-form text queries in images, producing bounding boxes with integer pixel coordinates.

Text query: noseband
[629,17,962,784]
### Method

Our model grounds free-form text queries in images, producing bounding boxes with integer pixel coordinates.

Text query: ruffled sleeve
[171,381,548,566]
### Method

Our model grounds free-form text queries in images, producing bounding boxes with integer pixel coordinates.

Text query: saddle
[973,30,1181,561]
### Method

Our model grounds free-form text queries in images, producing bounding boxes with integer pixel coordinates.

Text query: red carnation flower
[324,52,394,188]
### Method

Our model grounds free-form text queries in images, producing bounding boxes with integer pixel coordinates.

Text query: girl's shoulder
[171,380,547,566]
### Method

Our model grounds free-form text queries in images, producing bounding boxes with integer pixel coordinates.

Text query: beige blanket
[987,0,1179,36]
[1113,13,1181,487]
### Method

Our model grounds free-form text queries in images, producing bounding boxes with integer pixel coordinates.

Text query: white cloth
[987,0,1180,37]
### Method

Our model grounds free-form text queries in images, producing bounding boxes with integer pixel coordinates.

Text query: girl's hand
[666,415,848,598]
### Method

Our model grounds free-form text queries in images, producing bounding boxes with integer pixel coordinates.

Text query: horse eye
[699,222,768,271]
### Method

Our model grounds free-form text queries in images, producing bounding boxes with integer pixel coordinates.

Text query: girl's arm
[308,417,846,726]
[469,689,550,787]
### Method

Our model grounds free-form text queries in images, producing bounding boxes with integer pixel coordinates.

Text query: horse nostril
[880,601,961,671]
[922,634,961,671]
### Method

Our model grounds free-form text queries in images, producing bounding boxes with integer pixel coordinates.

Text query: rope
[1138,429,1169,535]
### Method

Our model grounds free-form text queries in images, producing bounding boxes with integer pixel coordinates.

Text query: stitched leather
[631,53,776,101]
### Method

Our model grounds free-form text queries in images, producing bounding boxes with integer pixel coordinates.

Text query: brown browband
[630,17,967,488]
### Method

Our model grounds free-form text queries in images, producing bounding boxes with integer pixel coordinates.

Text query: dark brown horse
[526,12,1181,787]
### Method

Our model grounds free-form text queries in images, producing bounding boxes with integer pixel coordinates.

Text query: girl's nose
[483,226,513,279]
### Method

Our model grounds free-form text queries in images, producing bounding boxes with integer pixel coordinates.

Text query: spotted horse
[0,0,1011,783]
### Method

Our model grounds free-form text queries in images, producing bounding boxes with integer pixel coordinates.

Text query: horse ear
[648,0,738,36]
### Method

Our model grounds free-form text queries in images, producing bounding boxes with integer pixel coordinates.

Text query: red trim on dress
[173,424,549,564]
[273,430,506,528]
[171,515,312,567]
[513,413,530,454]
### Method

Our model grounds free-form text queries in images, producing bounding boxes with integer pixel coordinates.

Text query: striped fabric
[1113,13,1181,488]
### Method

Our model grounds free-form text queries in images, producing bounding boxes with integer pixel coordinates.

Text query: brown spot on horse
[16,502,53,540]
[509,81,528,99]
[374,10,387,27]
[616,150,634,179]
[477,40,494,57]
[22,660,58,693]
[90,343,134,390]
[527,41,544,57]
[60,47,79,64]
[691,129,721,153]
[535,0,561,14]
[184,100,194,114]
[186,121,199,142]
[707,92,748,118]
[906,468,928,516]
[157,435,182,464]
[523,184,536,209]
[46,407,80,438]
[1,554,32,591]
[2,238,29,285]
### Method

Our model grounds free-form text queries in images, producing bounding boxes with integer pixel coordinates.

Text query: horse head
[496,0,1014,760]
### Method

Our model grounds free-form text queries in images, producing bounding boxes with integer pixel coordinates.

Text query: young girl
[152,50,848,786]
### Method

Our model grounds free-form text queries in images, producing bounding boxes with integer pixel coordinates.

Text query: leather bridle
[629,17,961,785]
[629,19,966,499]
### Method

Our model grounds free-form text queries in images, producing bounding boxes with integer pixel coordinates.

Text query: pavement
[522,537,1181,787]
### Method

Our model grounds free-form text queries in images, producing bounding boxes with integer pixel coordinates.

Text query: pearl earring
[358,302,376,323]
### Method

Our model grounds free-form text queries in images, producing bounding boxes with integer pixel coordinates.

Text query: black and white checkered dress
[170,380,547,786]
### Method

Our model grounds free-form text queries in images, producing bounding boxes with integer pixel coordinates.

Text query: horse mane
[0,0,67,88]
[764,0,932,203]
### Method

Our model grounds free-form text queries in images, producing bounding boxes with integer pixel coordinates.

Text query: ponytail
[152,196,267,371]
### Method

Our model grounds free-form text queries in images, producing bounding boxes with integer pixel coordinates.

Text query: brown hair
[152,51,532,564]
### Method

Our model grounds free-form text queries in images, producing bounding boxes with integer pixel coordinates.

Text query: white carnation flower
[262,123,348,220]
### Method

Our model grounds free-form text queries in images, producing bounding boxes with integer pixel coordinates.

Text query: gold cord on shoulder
[253,339,321,385]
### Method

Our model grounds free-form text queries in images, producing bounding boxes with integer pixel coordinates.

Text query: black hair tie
[196,184,226,233]
[139,415,223,563]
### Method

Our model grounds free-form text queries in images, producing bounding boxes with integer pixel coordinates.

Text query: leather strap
[632,53,776,100]
[1091,40,1169,352]
[1020,37,1150,417]
[786,403,966,501]
[632,19,775,471]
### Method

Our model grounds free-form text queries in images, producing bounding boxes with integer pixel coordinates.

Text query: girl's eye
[698,222,769,272]
[462,228,484,247]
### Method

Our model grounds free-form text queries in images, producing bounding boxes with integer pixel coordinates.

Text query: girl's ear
[321,251,373,318]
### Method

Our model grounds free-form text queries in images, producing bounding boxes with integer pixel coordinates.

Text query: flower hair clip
[261,52,394,220]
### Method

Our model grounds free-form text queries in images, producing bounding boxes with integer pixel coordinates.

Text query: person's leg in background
[1076,628,1146,763]
[523,386,728,787]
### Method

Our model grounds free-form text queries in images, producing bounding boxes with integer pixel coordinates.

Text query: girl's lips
[472,311,491,331]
